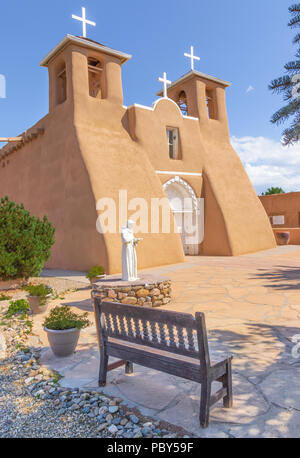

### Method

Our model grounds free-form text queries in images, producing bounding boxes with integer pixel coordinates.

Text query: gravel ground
[0,299,191,439]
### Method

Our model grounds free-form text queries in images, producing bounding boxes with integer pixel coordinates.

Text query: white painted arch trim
[127,98,199,121]
[157,171,202,177]
[163,175,200,212]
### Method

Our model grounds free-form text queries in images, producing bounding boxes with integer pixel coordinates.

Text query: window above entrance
[166,128,180,160]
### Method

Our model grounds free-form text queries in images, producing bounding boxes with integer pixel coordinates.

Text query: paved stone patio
[33,246,300,437]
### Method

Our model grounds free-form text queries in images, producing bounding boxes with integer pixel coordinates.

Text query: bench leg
[125,361,133,374]
[200,380,211,428]
[99,354,109,387]
[223,360,233,408]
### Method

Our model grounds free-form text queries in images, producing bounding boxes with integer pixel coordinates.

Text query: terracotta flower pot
[28,295,51,315]
[45,327,80,357]
[275,231,290,246]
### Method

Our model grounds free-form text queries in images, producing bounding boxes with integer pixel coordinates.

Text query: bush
[23,284,53,306]
[6,299,30,318]
[0,197,55,281]
[261,187,285,196]
[86,266,105,281]
[0,294,11,302]
[43,306,91,331]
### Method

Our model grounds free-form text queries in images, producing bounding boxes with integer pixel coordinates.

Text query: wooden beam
[0,137,23,143]
[107,360,126,372]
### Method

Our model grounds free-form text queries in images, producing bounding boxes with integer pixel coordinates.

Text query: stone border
[92,278,172,308]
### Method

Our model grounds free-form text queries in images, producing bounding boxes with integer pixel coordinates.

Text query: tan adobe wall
[260,192,300,228]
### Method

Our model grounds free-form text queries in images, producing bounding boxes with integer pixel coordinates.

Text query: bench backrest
[93,298,211,367]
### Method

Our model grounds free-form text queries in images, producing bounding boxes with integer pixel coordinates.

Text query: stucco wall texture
[260,192,300,228]
[0,36,276,273]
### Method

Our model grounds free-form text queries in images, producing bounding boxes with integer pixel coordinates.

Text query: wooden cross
[72,7,96,38]
[184,46,200,71]
[158,72,171,98]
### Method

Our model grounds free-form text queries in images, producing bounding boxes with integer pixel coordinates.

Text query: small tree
[0,197,55,280]
[261,187,286,196]
[269,4,300,145]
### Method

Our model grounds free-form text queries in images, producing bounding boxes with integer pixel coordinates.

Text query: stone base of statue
[92,274,172,308]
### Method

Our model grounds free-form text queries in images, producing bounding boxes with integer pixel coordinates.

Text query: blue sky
[0,0,298,193]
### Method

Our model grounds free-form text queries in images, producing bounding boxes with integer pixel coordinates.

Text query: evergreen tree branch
[293,32,300,43]
[288,14,300,28]
[270,4,300,145]
[289,4,300,14]
[283,123,300,145]
[269,75,292,93]
[271,99,300,125]
[284,60,300,71]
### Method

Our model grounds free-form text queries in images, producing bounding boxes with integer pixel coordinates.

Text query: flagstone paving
[33,245,300,437]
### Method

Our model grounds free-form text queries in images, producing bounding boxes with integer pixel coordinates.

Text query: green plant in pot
[43,306,91,357]
[23,284,53,315]
[86,266,106,286]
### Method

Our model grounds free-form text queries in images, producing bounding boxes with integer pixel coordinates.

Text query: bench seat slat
[106,338,230,383]
[107,340,205,383]
[108,337,231,366]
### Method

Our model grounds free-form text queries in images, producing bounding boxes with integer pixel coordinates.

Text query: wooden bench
[93,298,233,428]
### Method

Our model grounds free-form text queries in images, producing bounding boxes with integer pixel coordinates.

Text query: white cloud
[231,136,300,194]
[246,85,254,93]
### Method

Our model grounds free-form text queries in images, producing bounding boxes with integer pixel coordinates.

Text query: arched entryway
[163,176,203,255]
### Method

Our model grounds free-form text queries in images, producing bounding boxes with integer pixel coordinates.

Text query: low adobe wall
[260,192,300,228]
[273,228,300,245]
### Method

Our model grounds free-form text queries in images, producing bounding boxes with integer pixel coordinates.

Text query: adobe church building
[0,35,276,274]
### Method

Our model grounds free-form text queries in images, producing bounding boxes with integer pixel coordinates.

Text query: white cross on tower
[158,72,171,98]
[184,46,200,71]
[72,7,96,38]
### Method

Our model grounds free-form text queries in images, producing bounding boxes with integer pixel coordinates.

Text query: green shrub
[0,294,11,301]
[6,299,30,318]
[43,306,91,331]
[0,197,55,281]
[86,266,105,281]
[23,284,53,296]
[23,283,53,306]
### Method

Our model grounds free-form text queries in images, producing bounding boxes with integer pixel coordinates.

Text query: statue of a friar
[121,220,143,282]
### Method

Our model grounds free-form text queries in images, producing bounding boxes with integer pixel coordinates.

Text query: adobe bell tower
[40,35,131,112]
[157,70,231,137]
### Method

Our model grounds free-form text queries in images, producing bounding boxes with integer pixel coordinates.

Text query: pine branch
[288,14,300,28]
[283,87,293,102]
[270,4,300,146]
[289,4,300,14]
[284,60,300,71]
[269,75,292,93]
[293,32,300,44]
[282,123,300,145]
[271,99,300,125]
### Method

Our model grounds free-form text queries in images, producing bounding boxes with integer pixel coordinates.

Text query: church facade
[0,35,276,273]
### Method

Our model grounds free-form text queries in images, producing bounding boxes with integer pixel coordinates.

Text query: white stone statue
[121,220,143,282]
